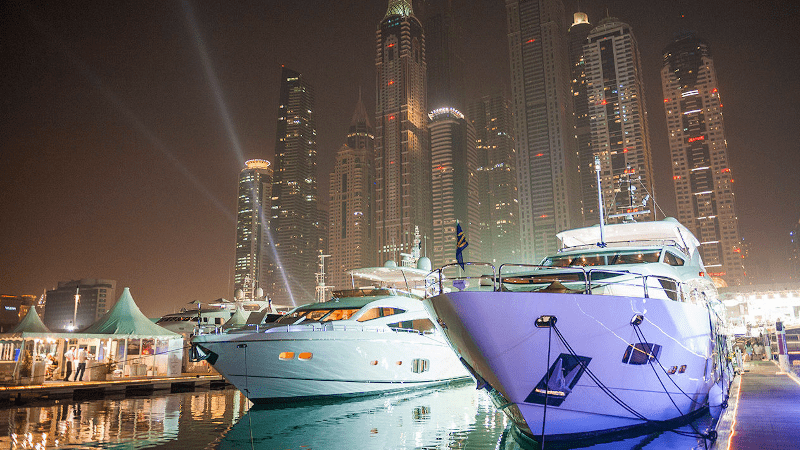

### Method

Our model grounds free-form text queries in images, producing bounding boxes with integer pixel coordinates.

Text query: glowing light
[389,115,396,120]
[673,175,681,180]
[688,136,705,143]
[388,80,394,85]
[722,168,730,173]
[535,153,544,157]
[664,98,670,103]
[526,38,536,43]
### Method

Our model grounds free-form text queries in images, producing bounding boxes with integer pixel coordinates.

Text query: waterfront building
[662,33,743,284]
[419,0,465,112]
[506,0,582,262]
[328,97,376,288]
[584,17,655,224]
[234,159,272,299]
[568,11,596,225]
[267,67,323,305]
[42,279,116,332]
[467,95,521,264]
[429,107,480,267]
[0,294,38,333]
[374,0,431,265]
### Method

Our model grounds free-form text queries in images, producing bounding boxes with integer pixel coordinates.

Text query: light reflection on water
[0,383,712,449]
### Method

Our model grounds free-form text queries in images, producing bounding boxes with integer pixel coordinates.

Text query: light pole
[70,286,80,331]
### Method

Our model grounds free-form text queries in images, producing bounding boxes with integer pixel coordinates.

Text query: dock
[0,374,229,406]
[714,360,800,449]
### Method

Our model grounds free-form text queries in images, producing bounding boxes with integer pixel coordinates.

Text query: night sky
[2,0,798,317]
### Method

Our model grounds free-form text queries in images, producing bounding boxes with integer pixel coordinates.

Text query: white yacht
[423,218,732,441]
[191,261,470,403]
[155,297,276,335]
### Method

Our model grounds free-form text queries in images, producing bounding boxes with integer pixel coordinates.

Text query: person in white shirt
[63,347,75,381]
[73,347,88,381]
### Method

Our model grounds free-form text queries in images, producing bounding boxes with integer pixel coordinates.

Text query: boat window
[356,307,406,322]
[663,252,685,266]
[542,256,573,267]
[274,309,333,324]
[612,251,660,264]
[388,318,435,333]
[320,309,359,321]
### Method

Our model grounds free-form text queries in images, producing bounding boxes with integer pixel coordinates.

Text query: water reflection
[0,383,713,449]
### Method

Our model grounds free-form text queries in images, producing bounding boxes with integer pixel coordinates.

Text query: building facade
[0,294,38,332]
[468,95,521,264]
[268,67,322,305]
[43,279,116,332]
[328,98,376,288]
[420,0,465,112]
[506,0,581,262]
[568,12,596,226]
[234,159,272,299]
[584,17,655,224]
[662,33,743,284]
[429,107,480,267]
[375,0,431,265]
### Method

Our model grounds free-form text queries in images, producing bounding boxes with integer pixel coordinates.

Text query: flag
[456,222,469,270]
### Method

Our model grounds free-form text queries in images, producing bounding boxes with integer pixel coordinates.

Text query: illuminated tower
[234,159,272,297]
[584,17,655,224]
[420,0,465,112]
[328,97,375,288]
[375,0,431,264]
[506,0,581,262]
[268,67,321,305]
[429,107,479,267]
[662,33,743,284]
[468,95,521,264]
[568,12,596,225]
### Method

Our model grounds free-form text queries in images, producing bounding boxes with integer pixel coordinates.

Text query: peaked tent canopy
[81,287,179,337]
[11,307,50,334]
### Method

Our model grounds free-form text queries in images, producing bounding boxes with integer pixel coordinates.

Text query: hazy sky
[2,0,798,317]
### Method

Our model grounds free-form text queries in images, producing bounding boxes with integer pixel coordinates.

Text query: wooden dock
[0,374,229,405]
[714,360,800,449]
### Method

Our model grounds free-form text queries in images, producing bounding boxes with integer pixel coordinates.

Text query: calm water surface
[0,383,713,449]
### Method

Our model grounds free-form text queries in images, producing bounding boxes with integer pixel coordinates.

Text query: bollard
[776,320,790,373]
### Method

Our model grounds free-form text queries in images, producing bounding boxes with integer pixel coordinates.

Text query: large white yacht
[423,218,732,442]
[191,261,470,403]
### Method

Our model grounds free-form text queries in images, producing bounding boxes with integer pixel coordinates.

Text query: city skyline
[2,1,798,317]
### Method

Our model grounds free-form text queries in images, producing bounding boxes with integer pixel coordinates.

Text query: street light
[71,285,80,332]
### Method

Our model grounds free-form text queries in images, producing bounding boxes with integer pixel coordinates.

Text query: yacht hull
[193,327,470,403]
[424,291,718,439]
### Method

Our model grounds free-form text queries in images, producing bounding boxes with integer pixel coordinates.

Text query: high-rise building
[506,0,581,262]
[234,159,272,299]
[568,12,596,225]
[375,0,431,265]
[0,294,39,332]
[328,97,376,288]
[43,279,116,332]
[268,67,322,305]
[429,107,479,267]
[419,0,465,112]
[468,95,521,264]
[584,17,655,224]
[662,33,743,284]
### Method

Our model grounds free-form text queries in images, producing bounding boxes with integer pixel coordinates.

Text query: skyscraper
[268,67,322,305]
[420,0,465,112]
[662,33,743,284]
[506,0,581,262]
[584,17,655,224]
[429,107,479,267]
[375,0,431,265]
[468,95,521,264]
[568,12,596,225]
[234,159,272,298]
[328,97,375,288]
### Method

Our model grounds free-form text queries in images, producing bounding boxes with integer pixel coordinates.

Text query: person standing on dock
[74,347,88,381]
[63,347,75,381]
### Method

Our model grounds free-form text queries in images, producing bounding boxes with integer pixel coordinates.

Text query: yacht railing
[429,263,684,302]
[559,238,689,256]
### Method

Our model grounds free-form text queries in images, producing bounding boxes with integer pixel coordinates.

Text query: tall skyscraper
[584,17,655,224]
[506,0,581,263]
[468,95,521,264]
[420,0,466,112]
[429,107,479,267]
[234,159,272,298]
[268,67,322,305]
[375,0,431,265]
[662,33,743,284]
[328,97,376,288]
[568,12,596,225]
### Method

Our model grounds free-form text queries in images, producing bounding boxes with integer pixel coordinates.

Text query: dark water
[0,383,713,449]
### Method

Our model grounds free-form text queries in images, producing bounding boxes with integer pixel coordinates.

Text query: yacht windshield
[543,250,661,267]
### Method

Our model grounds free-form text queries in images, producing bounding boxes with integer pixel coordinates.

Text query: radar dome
[417,257,432,271]
[235,289,244,299]
[384,260,398,268]
[255,287,264,298]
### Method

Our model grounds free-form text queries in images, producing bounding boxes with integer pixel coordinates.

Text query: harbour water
[0,382,714,449]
